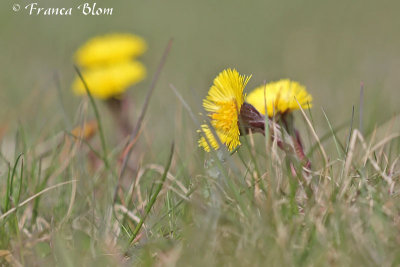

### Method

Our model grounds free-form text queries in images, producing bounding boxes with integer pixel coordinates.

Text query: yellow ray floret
[74,33,147,67]
[72,61,146,99]
[199,69,251,152]
[246,79,312,117]
[198,124,241,152]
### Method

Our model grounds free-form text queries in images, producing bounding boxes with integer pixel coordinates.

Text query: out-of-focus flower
[70,120,98,140]
[198,69,251,152]
[246,79,312,117]
[74,33,147,67]
[72,61,146,99]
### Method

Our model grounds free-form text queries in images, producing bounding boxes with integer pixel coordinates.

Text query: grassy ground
[1,58,400,266]
[1,1,400,266]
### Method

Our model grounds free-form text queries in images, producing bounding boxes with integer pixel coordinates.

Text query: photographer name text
[13,3,113,16]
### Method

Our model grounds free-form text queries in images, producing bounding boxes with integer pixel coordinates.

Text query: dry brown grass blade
[114,204,141,223]
[389,156,400,176]
[342,130,394,197]
[377,115,397,160]
[341,129,360,197]
[34,132,65,158]
[0,250,22,267]
[0,180,77,221]
[371,133,400,155]
[133,164,189,203]
[35,101,91,159]
[47,136,81,184]
[145,164,188,194]
[118,126,144,164]
[59,173,78,227]
[0,250,11,258]
[362,126,377,166]
[294,97,328,165]
[247,130,262,200]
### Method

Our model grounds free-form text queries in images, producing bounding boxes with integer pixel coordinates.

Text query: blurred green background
[1,0,400,155]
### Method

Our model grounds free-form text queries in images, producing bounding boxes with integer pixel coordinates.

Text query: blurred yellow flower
[71,120,98,140]
[246,79,312,117]
[74,33,147,67]
[198,69,251,152]
[72,61,146,99]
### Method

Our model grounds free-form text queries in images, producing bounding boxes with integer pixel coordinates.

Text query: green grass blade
[128,142,175,245]
[4,154,23,212]
[321,108,344,159]
[115,39,173,205]
[73,65,109,170]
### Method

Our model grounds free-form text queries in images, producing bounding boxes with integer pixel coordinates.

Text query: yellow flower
[198,69,251,152]
[74,33,147,67]
[246,79,312,117]
[71,120,98,140]
[198,124,237,152]
[72,61,146,99]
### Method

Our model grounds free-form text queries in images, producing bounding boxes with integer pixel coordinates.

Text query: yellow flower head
[198,69,251,152]
[72,61,146,99]
[74,33,147,67]
[246,79,312,117]
[71,120,98,140]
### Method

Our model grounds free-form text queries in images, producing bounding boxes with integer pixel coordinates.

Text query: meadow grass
[1,63,400,266]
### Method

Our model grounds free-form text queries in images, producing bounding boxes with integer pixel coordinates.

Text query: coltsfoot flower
[198,69,251,152]
[246,79,312,117]
[198,124,232,152]
[74,33,147,67]
[72,61,146,99]
[70,120,98,140]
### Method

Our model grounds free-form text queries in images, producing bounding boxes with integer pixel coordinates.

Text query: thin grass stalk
[3,167,11,213]
[345,106,355,157]
[128,142,174,245]
[0,180,77,221]
[294,97,328,166]
[115,39,173,205]
[73,66,110,170]
[4,154,23,212]
[359,82,364,135]
[321,108,343,159]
